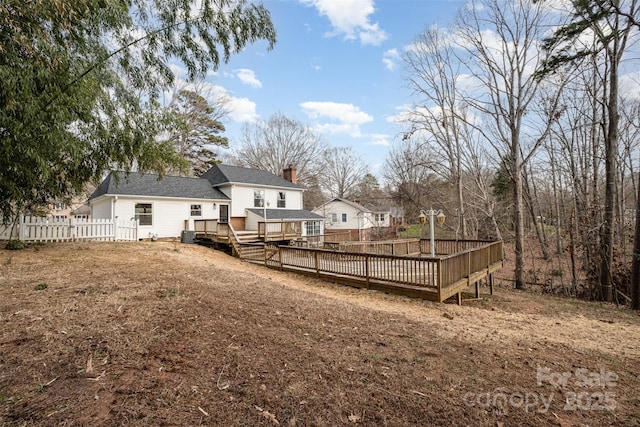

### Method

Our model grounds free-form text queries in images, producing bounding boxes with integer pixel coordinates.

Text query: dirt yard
[0,241,639,426]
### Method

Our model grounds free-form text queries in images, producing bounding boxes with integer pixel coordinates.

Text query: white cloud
[382,48,400,71]
[386,104,411,125]
[300,0,388,46]
[234,69,262,88]
[300,101,373,137]
[227,97,260,123]
[369,133,390,146]
[168,77,260,124]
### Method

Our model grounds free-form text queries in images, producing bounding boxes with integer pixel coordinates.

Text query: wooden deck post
[365,254,370,289]
[489,273,494,295]
[457,292,462,305]
[475,280,480,299]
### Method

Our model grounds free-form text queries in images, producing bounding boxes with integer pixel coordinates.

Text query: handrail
[249,239,503,302]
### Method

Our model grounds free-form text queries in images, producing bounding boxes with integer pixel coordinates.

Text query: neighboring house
[89,165,324,239]
[312,198,392,241]
[89,172,229,239]
[49,198,92,221]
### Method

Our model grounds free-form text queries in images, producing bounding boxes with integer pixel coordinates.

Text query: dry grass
[0,241,639,426]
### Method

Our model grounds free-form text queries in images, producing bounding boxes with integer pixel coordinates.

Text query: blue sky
[173,0,466,176]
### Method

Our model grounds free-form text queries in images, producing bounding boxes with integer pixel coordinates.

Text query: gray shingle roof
[202,164,300,189]
[246,208,324,221]
[89,172,229,200]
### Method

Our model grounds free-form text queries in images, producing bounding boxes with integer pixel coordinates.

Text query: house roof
[89,172,229,201]
[246,208,324,221]
[314,198,367,212]
[202,164,300,189]
[363,204,391,213]
[313,198,392,214]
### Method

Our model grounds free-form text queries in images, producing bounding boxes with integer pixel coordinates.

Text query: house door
[219,205,229,223]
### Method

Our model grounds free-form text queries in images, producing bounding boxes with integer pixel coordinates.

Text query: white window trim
[135,202,153,226]
[190,204,202,217]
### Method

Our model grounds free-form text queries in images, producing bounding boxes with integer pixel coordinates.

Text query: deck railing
[258,221,302,241]
[290,231,353,248]
[194,219,219,237]
[337,239,421,256]
[257,240,503,302]
[419,239,494,256]
[273,246,439,289]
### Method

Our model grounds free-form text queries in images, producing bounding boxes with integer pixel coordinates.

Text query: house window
[254,190,264,208]
[135,203,152,226]
[331,213,337,223]
[306,221,321,235]
[277,191,286,208]
[342,213,347,223]
[53,215,67,222]
[75,214,88,220]
[54,203,66,210]
[375,213,385,222]
[190,204,202,216]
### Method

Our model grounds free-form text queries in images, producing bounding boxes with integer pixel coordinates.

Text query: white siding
[372,212,391,227]
[90,198,113,220]
[314,201,369,230]
[95,196,218,238]
[245,211,260,231]
[227,184,304,217]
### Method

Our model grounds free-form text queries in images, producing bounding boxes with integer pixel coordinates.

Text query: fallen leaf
[348,413,361,423]
[262,410,280,425]
[86,355,94,374]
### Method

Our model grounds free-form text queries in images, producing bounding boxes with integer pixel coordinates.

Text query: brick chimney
[283,164,297,184]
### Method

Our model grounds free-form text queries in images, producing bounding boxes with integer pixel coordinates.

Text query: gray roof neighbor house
[89,172,229,201]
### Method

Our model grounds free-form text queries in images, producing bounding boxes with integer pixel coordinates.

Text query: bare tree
[319,147,368,199]
[233,112,326,184]
[402,26,474,238]
[455,0,564,290]
[381,138,439,220]
[539,0,639,301]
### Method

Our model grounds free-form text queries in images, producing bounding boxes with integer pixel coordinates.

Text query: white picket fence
[0,216,139,242]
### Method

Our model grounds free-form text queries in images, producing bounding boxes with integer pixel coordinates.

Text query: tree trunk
[599,51,618,303]
[524,164,551,261]
[456,173,467,239]
[631,150,640,310]
[513,148,525,290]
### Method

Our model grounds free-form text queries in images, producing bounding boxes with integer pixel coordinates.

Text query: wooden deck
[207,234,503,305]
[255,241,502,303]
[193,220,503,304]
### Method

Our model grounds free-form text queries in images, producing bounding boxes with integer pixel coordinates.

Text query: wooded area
[379,0,640,308]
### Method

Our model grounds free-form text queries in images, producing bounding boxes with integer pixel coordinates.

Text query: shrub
[5,240,24,250]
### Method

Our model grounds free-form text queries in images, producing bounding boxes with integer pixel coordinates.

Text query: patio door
[219,205,229,223]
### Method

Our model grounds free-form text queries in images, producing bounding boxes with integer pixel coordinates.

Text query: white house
[312,198,392,241]
[89,165,324,239]
[89,172,229,239]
